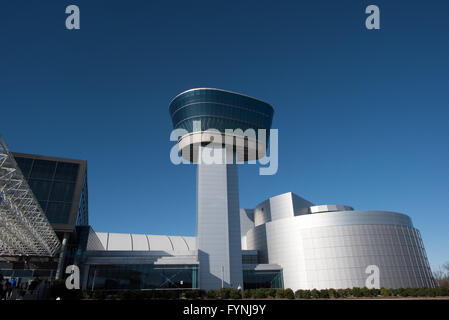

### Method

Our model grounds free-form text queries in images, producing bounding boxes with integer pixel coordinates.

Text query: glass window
[30,160,56,179]
[28,180,52,200]
[46,201,72,224]
[49,182,75,202]
[38,200,48,212]
[14,157,33,178]
[86,264,198,290]
[54,162,79,181]
[243,270,283,289]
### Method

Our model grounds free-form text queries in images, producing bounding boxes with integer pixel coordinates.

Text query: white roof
[89,232,196,252]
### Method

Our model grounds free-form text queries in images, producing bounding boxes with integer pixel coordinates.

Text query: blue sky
[1,1,448,270]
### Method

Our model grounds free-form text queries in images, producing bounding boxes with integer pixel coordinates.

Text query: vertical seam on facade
[166,236,174,251]
[181,236,190,251]
[146,234,151,251]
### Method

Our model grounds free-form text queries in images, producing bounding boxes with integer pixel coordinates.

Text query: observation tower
[169,88,274,290]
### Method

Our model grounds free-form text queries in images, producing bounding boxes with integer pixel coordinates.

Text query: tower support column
[196,146,243,290]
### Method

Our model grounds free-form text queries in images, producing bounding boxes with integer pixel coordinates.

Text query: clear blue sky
[1,1,448,270]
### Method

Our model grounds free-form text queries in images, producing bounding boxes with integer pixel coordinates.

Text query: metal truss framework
[0,135,60,256]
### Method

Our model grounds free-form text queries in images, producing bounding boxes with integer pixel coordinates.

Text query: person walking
[29,276,40,295]
[8,278,17,300]
[5,279,12,300]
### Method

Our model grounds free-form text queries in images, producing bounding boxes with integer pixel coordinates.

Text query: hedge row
[205,288,295,299]
[184,287,449,300]
[79,288,295,300]
[49,281,449,300]
[294,286,449,299]
[82,289,187,300]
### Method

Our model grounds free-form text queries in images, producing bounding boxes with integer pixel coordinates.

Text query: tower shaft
[196,146,243,290]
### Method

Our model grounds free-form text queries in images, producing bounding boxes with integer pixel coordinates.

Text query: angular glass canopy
[0,135,60,256]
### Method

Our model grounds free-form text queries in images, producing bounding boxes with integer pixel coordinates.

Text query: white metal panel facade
[132,234,149,251]
[246,208,435,290]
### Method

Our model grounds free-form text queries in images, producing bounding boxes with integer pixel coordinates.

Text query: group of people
[0,273,41,300]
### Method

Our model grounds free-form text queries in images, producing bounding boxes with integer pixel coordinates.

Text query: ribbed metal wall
[246,209,435,290]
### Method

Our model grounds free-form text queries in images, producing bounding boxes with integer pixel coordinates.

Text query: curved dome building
[242,192,435,290]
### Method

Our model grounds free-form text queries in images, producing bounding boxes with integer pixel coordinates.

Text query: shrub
[413,288,426,297]
[407,288,419,297]
[351,287,362,298]
[380,288,391,297]
[436,286,449,296]
[105,286,449,300]
[242,289,255,299]
[254,288,268,299]
[207,290,217,299]
[244,286,449,299]
[92,290,107,300]
[310,289,320,299]
[154,290,180,299]
[319,289,329,298]
[218,288,232,299]
[267,288,277,298]
[229,289,242,300]
[82,290,92,299]
[295,289,304,299]
[284,288,295,300]
[113,289,183,300]
[184,289,206,300]
[303,290,312,299]
[397,288,408,297]
[369,288,380,297]
[274,289,284,299]
[425,287,436,297]
[335,289,349,298]
[197,289,207,299]
[360,287,370,297]
[214,289,225,299]
[206,288,238,299]
[295,289,312,299]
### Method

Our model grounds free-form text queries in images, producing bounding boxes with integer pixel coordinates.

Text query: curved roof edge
[89,232,197,252]
[300,204,354,215]
[253,210,413,229]
[168,88,274,111]
[254,191,313,209]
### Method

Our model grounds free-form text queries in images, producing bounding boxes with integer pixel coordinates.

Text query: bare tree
[443,262,449,272]
[433,262,449,287]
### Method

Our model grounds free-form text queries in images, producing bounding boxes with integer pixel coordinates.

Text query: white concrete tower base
[196,146,243,290]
